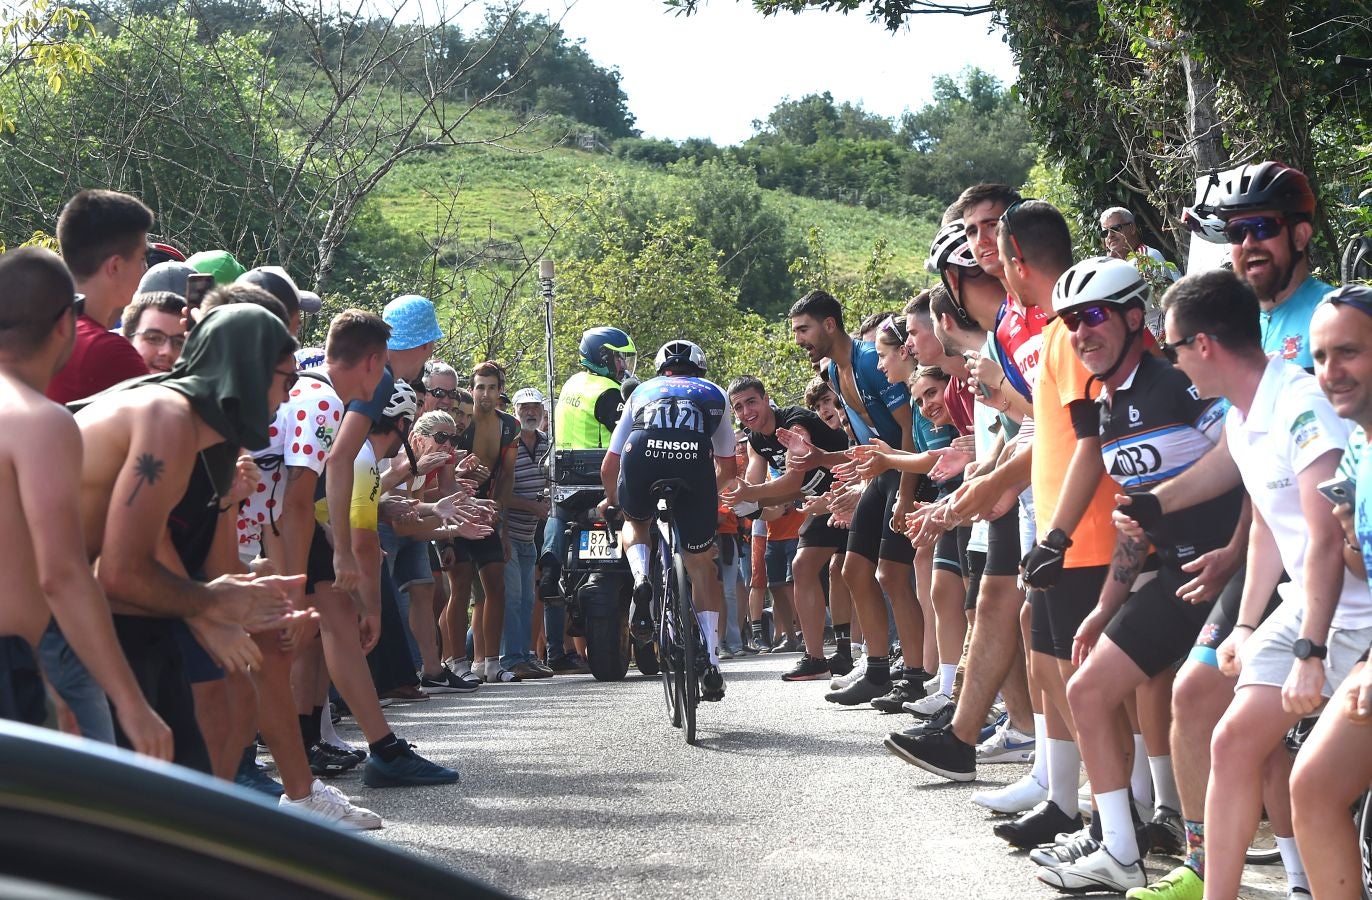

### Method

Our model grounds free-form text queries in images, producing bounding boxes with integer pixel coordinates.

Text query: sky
[505,1,1018,146]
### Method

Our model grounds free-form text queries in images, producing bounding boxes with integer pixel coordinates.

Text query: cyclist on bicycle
[600,340,738,701]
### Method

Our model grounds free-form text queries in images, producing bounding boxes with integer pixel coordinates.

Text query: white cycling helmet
[1052,256,1149,317]
[925,219,978,274]
[384,379,418,420]
[511,387,546,405]
[655,339,707,375]
[1181,205,1228,245]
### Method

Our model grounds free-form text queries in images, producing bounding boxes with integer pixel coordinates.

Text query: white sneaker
[1028,828,1098,867]
[1035,846,1145,893]
[830,655,868,690]
[903,691,952,718]
[977,721,1035,764]
[280,779,384,830]
[972,773,1049,814]
[923,674,940,696]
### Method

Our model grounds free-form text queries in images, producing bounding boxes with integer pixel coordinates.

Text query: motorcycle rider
[538,327,638,600]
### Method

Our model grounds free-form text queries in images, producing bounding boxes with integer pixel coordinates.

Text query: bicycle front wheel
[658,551,681,729]
[674,526,698,746]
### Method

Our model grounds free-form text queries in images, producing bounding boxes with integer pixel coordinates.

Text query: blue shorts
[765,538,798,585]
[392,536,435,591]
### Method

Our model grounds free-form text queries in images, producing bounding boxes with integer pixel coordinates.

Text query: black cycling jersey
[745,405,850,496]
[1100,353,1242,566]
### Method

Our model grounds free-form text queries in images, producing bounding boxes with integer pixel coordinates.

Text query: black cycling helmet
[1213,161,1316,221]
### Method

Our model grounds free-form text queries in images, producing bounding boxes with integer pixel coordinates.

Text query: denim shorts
[765,538,799,585]
[392,536,435,591]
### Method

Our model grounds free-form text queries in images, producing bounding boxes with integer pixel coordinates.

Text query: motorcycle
[551,448,659,681]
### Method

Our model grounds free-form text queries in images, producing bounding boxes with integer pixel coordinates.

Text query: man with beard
[501,388,553,678]
[1213,161,1329,373]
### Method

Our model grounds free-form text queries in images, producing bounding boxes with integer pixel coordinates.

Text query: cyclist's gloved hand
[1116,491,1162,531]
[1021,528,1072,589]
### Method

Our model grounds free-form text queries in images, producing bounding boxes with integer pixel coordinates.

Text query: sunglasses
[1223,215,1285,245]
[1060,304,1113,332]
[999,198,1038,262]
[879,315,908,344]
[1159,333,1206,364]
[426,387,454,399]
[275,368,299,390]
[1099,223,1130,238]
[430,431,454,444]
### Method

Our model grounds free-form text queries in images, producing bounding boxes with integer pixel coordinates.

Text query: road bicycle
[649,478,708,745]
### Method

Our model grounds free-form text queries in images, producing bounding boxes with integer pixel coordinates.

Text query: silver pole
[539,258,556,484]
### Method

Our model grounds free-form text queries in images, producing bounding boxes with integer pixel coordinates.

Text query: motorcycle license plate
[578,529,621,561]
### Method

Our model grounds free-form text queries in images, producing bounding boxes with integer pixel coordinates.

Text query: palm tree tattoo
[126,453,165,506]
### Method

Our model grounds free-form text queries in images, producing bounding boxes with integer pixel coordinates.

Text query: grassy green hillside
[373,109,936,281]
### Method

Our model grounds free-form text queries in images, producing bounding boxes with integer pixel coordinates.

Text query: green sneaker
[1125,864,1202,900]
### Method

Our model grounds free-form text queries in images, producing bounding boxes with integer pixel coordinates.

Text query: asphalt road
[329,652,1286,900]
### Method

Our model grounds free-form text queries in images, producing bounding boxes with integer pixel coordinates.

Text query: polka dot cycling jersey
[238,374,344,548]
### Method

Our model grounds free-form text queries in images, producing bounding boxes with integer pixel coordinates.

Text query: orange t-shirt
[1030,317,1118,568]
[717,505,739,535]
[767,505,804,541]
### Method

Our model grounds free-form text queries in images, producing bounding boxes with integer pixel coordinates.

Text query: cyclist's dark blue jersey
[826,337,908,447]
[1100,353,1240,567]
[609,375,734,459]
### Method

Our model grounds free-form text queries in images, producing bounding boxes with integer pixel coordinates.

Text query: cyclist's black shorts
[964,549,987,612]
[984,504,1021,578]
[1190,566,1286,667]
[934,525,971,576]
[847,469,914,565]
[1029,565,1108,661]
[1105,564,1217,678]
[618,433,716,554]
[798,511,847,550]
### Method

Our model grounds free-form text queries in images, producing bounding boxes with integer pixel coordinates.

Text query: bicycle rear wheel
[1357,789,1372,900]
[657,544,681,729]
[673,526,698,746]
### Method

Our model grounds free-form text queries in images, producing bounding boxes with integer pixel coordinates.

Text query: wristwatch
[1042,528,1073,551]
[1292,638,1328,661]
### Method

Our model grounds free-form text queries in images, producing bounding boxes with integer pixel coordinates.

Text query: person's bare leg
[948,574,1031,744]
[931,568,967,689]
[407,581,443,677]
[440,564,473,663]
[223,669,258,778]
[771,583,797,640]
[532,598,546,660]
[1068,638,1147,802]
[290,636,323,715]
[914,544,937,670]
[250,636,314,800]
[1203,685,1299,899]
[879,560,923,670]
[471,600,485,662]
[791,546,830,655]
[829,553,852,634]
[1137,668,1174,756]
[478,561,507,670]
[313,582,391,743]
[842,553,889,657]
[191,679,233,779]
[1171,661,1234,823]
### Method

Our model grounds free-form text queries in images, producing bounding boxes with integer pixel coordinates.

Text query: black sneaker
[1144,805,1185,855]
[897,702,956,736]
[308,741,361,777]
[993,800,1084,849]
[781,655,830,682]
[701,665,725,701]
[419,668,478,694]
[890,664,931,684]
[321,740,366,763]
[883,725,976,782]
[629,577,654,641]
[824,675,892,706]
[870,678,927,713]
[827,653,854,677]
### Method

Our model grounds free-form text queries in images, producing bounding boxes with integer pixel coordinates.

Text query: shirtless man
[455,360,520,683]
[0,247,170,758]
[74,303,303,770]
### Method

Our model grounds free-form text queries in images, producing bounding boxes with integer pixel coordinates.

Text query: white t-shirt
[237,374,345,556]
[966,333,999,553]
[1225,357,1372,628]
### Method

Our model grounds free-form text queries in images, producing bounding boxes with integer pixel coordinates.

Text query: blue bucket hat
[383,294,443,351]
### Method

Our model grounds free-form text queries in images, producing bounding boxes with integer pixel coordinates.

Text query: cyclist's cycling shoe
[701,665,725,701]
[629,577,655,642]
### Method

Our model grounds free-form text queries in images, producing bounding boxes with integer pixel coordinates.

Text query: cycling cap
[383,294,443,351]
[926,220,978,273]
[138,261,195,298]
[655,339,707,374]
[1213,162,1316,220]
[237,266,303,316]
[579,326,636,379]
[384,379,418,420]
[1052,256,1149,317]
[186,249,247,286]
[511,387,546,405]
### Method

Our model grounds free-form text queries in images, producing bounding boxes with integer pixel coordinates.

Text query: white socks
[939,663,957,698]
[697,611,719,665]
[1130,733,1154,813]
[1148,754,1181,814]
[1046,737,1081,813]
[1030,713,1050,788]
[1277,835,1309,893]
[1096,788,1142,865]
[627,543,649,581]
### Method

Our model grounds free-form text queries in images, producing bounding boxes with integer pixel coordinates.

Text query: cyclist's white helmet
[1181,205,1228,245]
[655,339,707,375]
[926,219,978,273]
[384,379,419,420]
[1052,256,1149,316]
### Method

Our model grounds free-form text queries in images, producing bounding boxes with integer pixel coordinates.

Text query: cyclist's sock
[369,732,404,763]
[1030,713,1049,788]
[319,707,346,749]
[833,623,851,658]
[1096,787,1142,866]
[1130,733,1154,813]
[1183,819,1205,878]
[1276,835,1309,893]
[696,611,719,664]
[1148,754,1180,813]
[938,663,956,697]
[863,656,890,685]
[627,543,649,582]
[1046,738,1081,812]
[299,706,322,747]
